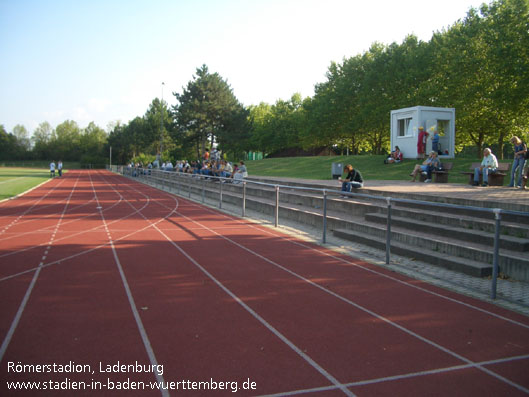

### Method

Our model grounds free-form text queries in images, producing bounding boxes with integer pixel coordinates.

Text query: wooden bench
[418,162,453,183]
[460,162,510,186]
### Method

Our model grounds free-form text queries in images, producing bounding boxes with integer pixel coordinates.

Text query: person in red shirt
[417,127,429,158]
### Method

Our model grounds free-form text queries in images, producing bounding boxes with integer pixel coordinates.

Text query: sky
[0,0,482,135]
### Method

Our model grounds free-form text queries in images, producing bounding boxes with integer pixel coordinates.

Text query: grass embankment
[245,155,497,185]
[0,168,54,200]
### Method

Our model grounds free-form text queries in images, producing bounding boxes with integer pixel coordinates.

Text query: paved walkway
[248,176,529,213]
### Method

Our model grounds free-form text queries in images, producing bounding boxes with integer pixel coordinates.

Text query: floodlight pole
[160,82,165,161]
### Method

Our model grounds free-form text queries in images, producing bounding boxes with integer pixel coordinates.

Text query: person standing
[473,148,498,187]
[431,130,440,154]
[417,127,429,158]
[57,160,63,177]
[508,136,527,188]
[49,160,56,178]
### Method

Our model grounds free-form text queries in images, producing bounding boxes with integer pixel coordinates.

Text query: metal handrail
[112,164,528,299]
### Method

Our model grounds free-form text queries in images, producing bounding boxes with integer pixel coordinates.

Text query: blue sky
[0,0,481,135]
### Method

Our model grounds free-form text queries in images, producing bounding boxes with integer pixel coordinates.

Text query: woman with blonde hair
[508,136,527,188]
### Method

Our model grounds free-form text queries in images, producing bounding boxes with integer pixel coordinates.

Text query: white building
[390,106,455,159]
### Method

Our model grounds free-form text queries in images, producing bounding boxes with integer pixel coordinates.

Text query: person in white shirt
[50,161,56,178]
[473,148,498,187]
[57,160,63,177]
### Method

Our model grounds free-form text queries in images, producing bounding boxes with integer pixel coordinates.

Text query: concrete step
[139,174,529,281]
[365,213,529,252]
[388,206,529,239]
[333,228,492,277]
[332,219,529,281]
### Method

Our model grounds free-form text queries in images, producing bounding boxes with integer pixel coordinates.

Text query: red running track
[0,170,528,396]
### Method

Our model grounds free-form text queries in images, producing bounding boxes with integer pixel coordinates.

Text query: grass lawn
[0,168,53,200]
[245,155,507,185]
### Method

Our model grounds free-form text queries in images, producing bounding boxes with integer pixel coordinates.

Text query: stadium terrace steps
[136,172,529,282]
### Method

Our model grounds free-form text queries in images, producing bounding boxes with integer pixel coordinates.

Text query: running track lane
[0,170,527,396]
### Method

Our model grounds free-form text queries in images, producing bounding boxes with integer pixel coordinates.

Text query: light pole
[159,82,165,164]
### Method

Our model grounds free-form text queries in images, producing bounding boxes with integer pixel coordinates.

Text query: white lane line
[169,207,529,395]
[88,171,169,397]
[0,177,67,236]
[0,174,79,362]
[107,176,356,396]
[139,214,355,396]
[257,353,529,396]
[181,199,529,330]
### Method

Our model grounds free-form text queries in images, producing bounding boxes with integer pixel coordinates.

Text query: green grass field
[245,155,499,185]
[0,168,53,200]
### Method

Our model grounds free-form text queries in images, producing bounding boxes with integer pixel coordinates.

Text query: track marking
[175,195,529,330]
[162,205,529,394]
[122,205,355,396]
[88,171,169,397]
[257,354,529,396]
[0,174,79,362]
[0,177,67,236]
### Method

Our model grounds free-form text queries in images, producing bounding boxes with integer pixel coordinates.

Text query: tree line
[2,0,528,164]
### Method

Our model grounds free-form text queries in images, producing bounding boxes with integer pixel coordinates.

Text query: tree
[12,124,31,153]
[32,122,53,159]
[173,65,247,159]
[0,125,19,160]
[144,98,173,159]
[51,120,81,161]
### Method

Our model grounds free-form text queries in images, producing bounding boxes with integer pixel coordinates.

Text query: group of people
[339,134,528,192]
[409,151,440,182]
[193,159,248,183]
[128,156,249,184]
[49,160,63,178]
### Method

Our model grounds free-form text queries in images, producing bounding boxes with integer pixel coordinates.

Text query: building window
[397,117,412,137]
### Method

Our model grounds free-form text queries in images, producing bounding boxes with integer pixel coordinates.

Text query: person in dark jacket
[339,164,363,196]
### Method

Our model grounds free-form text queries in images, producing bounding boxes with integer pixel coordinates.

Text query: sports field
[0,168,52,201]
[1,170,528,396]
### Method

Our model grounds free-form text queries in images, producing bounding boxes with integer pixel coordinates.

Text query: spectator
[417,127,429,158]
[508,136,527,188]
[338,164,363,196]
[431,130,440,154]
[385,146,403,164]
[49,160,56,178]
[165,160,173,171]
[233,161,248,184]
[222,161,233,179]
[409,151,439,182]
[473,148,498,187]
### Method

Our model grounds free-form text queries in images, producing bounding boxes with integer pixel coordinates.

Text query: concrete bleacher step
[387,205,529,239]
[365,213,529,252]
[332,218,529,280]
[333,228,492,277]
[138,174,529,281]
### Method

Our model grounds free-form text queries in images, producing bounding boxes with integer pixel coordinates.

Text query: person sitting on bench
[473,148,498,187]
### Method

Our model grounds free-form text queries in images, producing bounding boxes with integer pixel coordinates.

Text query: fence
[111,165,529,300]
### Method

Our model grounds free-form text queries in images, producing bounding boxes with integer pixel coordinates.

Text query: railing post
[202,177,205,203]
[491,208,502,299]
[322,189,327,244]
[386,197,392,265]
[274,185,279,227]
[219,178,223,209]
[242,181,246,217]
[188,175,192,198]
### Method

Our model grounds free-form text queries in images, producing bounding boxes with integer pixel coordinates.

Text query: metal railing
[111,165,528,300]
